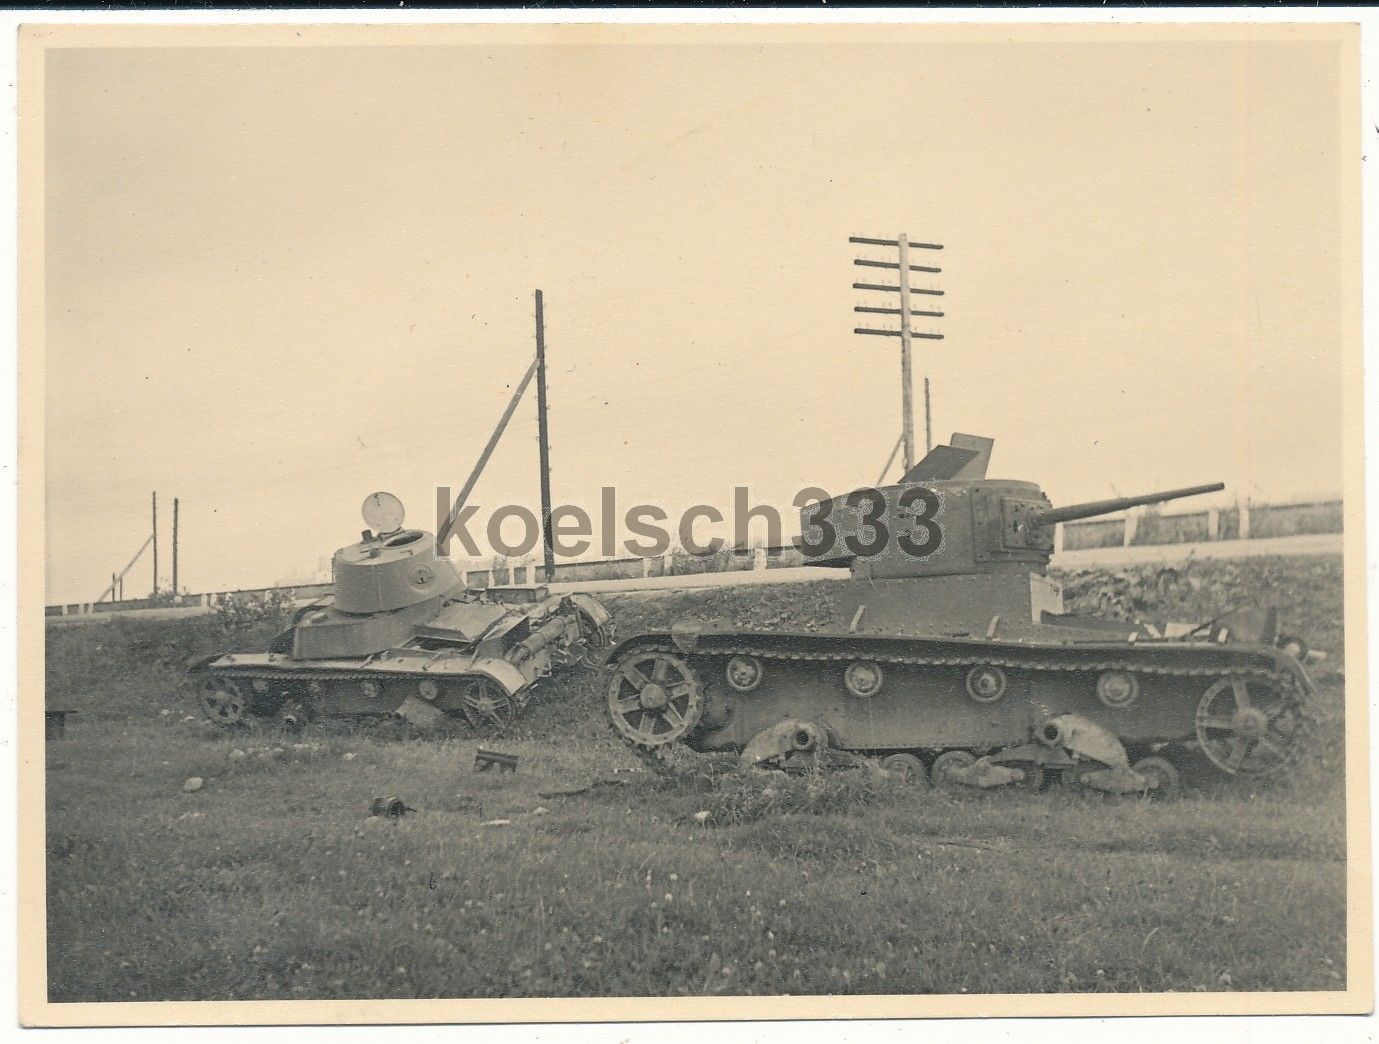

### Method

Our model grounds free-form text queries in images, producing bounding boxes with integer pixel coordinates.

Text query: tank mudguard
[186,652,223,674]
[468,658,529,696]
[567,593,612,626]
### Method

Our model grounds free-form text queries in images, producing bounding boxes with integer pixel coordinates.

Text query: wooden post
[535,290,556,583]
[1123,507,1140,547]
[1237,496,1251,540]
[151,492,158,596]
[924,376,932,455]
[172,497,179,596]
[436,358,539,553]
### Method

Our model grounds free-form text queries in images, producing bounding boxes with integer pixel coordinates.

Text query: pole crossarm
[850,231,945,470]
[852,282,944,296]
[854,328,944,340]
[849,236,943,250]
[854,305,944,318]
[853,258,942,274]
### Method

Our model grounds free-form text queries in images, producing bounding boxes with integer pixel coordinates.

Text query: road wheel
[1131,755,1181,800]
[460,678,518,733]
[930,750,976,788]
[880,753,929,786]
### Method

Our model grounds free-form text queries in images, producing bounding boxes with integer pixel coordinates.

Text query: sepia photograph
[17,16,1371,1027]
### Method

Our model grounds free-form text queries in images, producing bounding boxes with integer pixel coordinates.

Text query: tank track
[607,635,1314,778]
[618,637,1302,683]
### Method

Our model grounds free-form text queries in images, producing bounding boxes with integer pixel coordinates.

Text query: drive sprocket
[606,651,704,753]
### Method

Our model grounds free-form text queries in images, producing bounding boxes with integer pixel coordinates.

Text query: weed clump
[687,763,914,826]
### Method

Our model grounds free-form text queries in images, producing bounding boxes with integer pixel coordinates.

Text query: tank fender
[466,658,529,696]
[566,593,611,628]
[1273,651,1317,698]
[186,652,225,674]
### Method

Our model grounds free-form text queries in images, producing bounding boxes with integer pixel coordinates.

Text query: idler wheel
[880,753,930,787]
[930,749,976,788]
[1194,676,1304,778]
[460,678,517,733]
[1131,755,1181,799]
[606,651,704,749]
[200,677,247,726]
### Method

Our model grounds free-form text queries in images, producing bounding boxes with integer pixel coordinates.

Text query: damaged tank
[604,435,1315,796]
[193,492,613,732]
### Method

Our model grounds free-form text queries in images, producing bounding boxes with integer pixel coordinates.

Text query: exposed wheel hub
[639,682,669,710]
[1231,706,1269,741]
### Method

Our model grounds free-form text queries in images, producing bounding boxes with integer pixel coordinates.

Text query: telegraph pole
[896,235,917,470]
[172,497,179,596]
[534,289,555,583]
[851,234,944,471]
[151,491,158,597]
[924,376,932,459]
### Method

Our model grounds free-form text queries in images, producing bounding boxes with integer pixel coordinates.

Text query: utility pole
[851,234,944,470]
[172,496,180,595]
[534,289,555,583]
[924,376,932,458]
[151,491,158,597]
[896,235,916,470]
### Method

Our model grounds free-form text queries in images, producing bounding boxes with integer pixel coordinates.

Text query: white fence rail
[47,495,1342,619]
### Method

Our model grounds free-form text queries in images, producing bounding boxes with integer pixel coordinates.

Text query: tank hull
[195,589,613,731]
[605,623,1313,785]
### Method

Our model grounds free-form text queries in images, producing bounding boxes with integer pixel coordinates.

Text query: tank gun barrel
[1029,482,1225,529]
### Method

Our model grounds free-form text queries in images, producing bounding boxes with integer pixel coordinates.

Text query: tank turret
[331,492,462,615]
[799,435,1223,582]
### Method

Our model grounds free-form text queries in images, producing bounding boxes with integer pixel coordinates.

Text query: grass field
[43,555,1349,1001]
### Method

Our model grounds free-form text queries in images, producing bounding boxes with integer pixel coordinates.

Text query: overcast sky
[42,29,1349,603]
